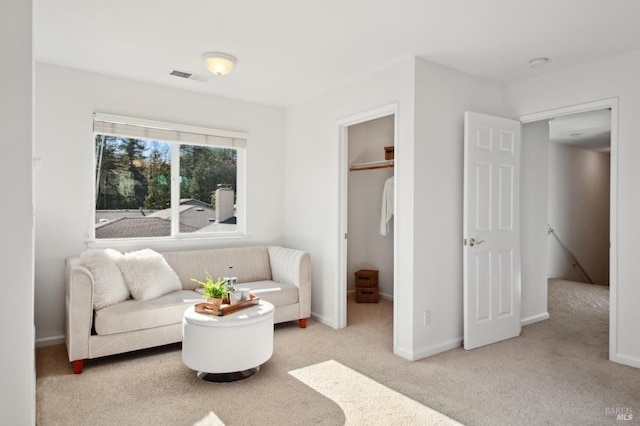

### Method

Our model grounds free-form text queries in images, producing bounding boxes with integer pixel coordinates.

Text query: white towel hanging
[380,176,394,236]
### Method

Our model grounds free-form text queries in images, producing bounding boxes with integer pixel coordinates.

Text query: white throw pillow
[80,249,130,310]
[116,249,182,301]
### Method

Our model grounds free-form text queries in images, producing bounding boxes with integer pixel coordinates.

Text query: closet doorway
[337,103,397,330]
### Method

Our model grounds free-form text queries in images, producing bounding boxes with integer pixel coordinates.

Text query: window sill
[86,234,252,251]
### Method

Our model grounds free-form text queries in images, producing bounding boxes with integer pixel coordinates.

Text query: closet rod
[349,159,394,172]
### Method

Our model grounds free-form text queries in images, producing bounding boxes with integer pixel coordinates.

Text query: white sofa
[65,246,310,374]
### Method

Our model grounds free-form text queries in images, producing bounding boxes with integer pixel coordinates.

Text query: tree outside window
[94,134,238,239]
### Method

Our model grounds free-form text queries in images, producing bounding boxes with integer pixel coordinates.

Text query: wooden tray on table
[195,294,260,316]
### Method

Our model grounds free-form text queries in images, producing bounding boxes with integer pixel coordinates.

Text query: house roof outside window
[95,199,236,239]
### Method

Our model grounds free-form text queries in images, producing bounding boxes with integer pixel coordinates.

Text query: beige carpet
[36,280,640,425]
[290,359,461,425]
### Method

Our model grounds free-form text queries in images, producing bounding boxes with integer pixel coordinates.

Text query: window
[93,113,246,241]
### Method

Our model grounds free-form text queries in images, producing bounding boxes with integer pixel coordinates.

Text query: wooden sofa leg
[72,360,84,374]
[299,318,307,329]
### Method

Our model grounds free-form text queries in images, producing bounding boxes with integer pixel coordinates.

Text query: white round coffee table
[182,300,274,382]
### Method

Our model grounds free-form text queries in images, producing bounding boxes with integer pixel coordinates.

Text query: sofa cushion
[80,249,130,310]
[117,249,182,301]
[244,280,299,307]
[162,246,272,290]
[94,290,201,335]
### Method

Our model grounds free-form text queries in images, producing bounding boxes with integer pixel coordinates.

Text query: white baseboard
[35,335,65,348]
[521,312,550,326]
[378,291,393,301]
[610,352,640,369]
[310,311,337,329]
[410,337,463,361]
[393,345,415,361]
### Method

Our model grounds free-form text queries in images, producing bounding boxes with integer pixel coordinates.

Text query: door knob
[469,238,485,247]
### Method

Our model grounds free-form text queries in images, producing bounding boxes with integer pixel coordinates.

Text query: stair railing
[547,225,594,284]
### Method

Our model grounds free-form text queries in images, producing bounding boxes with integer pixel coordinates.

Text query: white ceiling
[34,0,640,108]
[549,109,611,153]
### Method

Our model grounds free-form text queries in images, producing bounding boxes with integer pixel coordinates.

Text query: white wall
[520,121,550,324]
[347,116,394,298]
[283,58,416,357]
[283,56,517,360]
[35,64,286,343]
[548,143,610,285]
[507,49,640,367]
[412,58,512,358]
[0,0,35,423]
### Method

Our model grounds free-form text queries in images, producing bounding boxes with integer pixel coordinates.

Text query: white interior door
[463,111,522,350]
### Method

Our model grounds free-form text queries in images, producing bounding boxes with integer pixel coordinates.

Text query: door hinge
[463,238,467,246]
[345,233,348,240]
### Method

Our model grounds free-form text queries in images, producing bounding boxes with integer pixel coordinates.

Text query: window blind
[93,113,247,148]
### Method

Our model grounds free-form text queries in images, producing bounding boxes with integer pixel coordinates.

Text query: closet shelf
[349,159,394,172]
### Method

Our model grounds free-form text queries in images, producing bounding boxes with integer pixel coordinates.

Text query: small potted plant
[192,273,229,310]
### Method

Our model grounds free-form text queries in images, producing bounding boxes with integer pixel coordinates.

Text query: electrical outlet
[424,310,431,325]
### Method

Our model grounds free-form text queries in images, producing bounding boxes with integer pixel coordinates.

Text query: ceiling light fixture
[529,57,549,68]
[202,52,237,76]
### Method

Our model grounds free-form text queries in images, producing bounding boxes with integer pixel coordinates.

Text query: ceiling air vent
[170,70,209,82]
